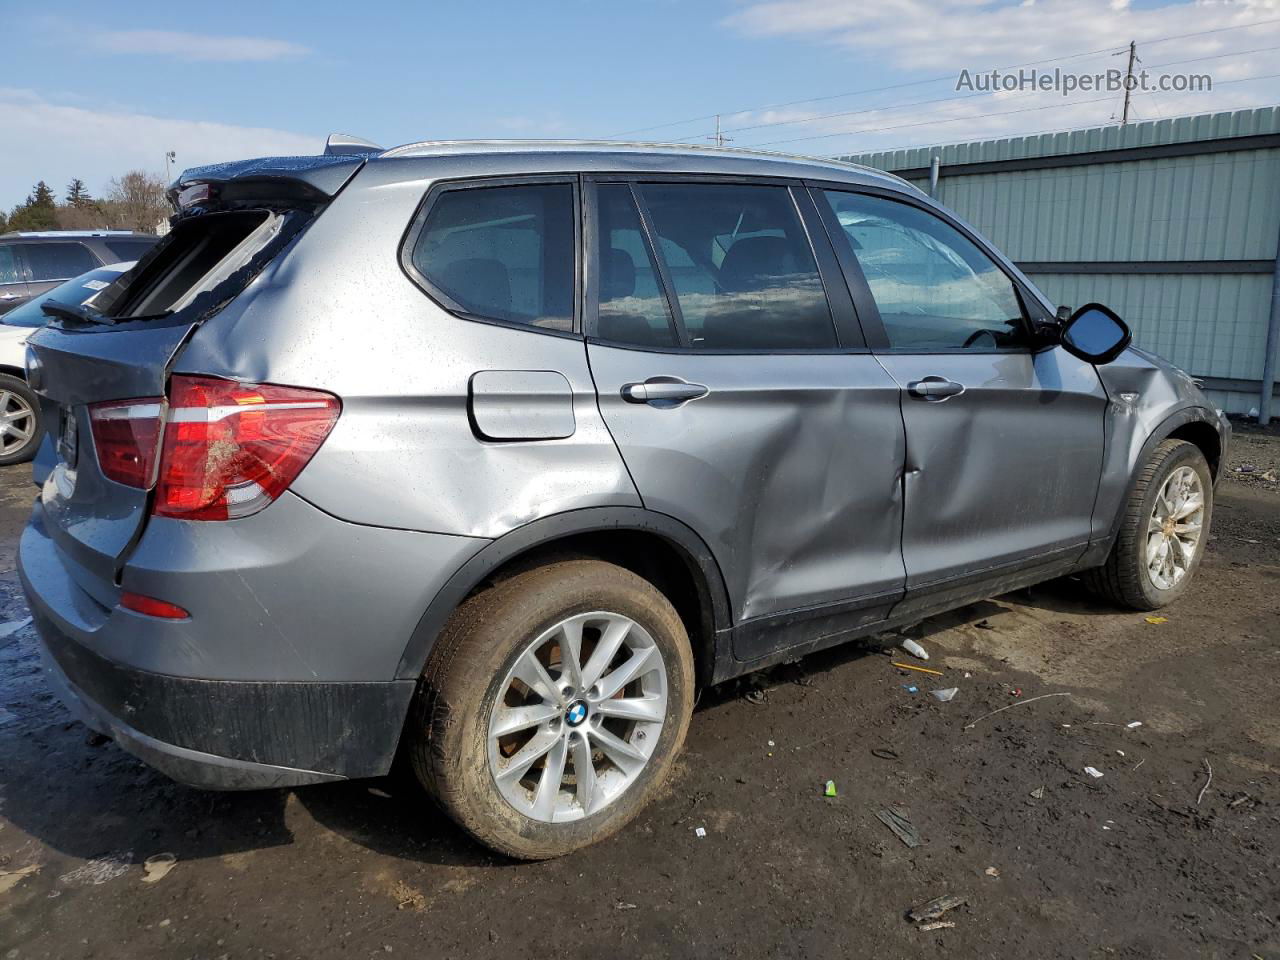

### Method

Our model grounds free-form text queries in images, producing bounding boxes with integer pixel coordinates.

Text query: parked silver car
[19,139,1229,859]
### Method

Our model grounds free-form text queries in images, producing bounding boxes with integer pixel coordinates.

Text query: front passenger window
[823,191,1028,351]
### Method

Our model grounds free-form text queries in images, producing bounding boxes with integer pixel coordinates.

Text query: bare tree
[105,170,170,233]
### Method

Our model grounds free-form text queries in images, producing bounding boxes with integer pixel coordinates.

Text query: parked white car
[0,262,133,464]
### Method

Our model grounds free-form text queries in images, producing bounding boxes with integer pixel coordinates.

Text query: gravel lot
[1,428,1278,959]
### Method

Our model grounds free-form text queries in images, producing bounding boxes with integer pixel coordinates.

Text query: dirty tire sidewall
[411,559,695,860]
[0,374,42,466]
[1092,439,1214,610]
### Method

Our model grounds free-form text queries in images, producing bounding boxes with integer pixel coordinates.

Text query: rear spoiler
[168,150,376,216]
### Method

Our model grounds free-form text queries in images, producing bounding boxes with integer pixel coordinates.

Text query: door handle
[907,377,965,401]
[620,378,710,407]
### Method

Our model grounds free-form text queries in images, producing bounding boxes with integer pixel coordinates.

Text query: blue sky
[3,0,1279,210]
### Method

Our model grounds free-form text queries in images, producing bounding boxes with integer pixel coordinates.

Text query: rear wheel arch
[396,508,731,686]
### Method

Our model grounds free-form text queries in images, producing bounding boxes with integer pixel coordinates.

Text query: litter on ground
[1084,766,1104,779]
[824,780,838,797]
[900,638,929,661]
[930,687,959,702]
[877,807,922,848]
[907,894,967,923]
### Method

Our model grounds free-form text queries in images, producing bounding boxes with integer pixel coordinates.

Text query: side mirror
[1059,303,1131,364]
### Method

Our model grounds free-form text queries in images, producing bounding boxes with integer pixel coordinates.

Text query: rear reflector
[119,591,190,620]
[154,375,340,521]
[89,400,164,488]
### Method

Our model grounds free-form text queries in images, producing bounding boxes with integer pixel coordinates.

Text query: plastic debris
[1010,688,1023,697]
[824,780,838,798]
[0,864,40,895]
[930,687,958,702]
[1126,721,1143,729]
[984,867,1000,878]
[614,901,638,910]
[918,921,956,931]
[892,661,944,676]
[694,826,706,838]
[1030,786,1045,799]
[877,807,921,848]
[141,853,177,885]
[1084,766,1104,779]
[1116,750,1125,757]
[0,617,32,640]
[900,638,929,661]
[903,684,919,694]
[1144,616,1169,625]
[59,853,132,886]
[767,740,775,747]
[907,894,967,923]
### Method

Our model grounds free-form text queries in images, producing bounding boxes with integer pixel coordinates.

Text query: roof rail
[324,133,383,156]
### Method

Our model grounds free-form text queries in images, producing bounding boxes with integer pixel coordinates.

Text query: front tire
[1084,439,1213,610]
[409,559,695,859]
[0,374,41,466]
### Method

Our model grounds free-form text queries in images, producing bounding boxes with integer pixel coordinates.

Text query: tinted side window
[23,242,99,281]
[638,183,836,351]
[595,184,677,347]
[823,191,1027,350]
[103,238,158,262]
[412,183,574,332]
[0,246,22,285]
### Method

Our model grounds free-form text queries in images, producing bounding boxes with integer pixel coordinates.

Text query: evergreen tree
[7,182,59,231]
[65,178,93,207]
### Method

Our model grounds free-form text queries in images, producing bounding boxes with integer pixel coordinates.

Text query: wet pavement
[1,442,1278,959]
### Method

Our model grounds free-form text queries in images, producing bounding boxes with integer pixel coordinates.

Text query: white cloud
[90,28,309,62]
[0,89,319,210]
[720,0,1280,154]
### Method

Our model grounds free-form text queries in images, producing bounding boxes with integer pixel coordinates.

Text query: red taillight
[89,399,164,488]
[119,591,190,620]
[153,375,340,522]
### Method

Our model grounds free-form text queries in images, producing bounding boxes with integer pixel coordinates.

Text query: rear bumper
[18,491,486,789]
[29,605,414,789]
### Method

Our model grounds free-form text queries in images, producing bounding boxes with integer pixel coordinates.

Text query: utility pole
[1121,41,1137,125]
[164,150,176,183]
[707,115,732,148]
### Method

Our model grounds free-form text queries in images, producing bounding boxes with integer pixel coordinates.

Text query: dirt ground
[1,428,1278,960]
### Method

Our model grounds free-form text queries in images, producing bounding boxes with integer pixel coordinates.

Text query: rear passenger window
[595,184,677,347]
[24,242,98,281]
[637,183,836,351]
[412,183,575,332]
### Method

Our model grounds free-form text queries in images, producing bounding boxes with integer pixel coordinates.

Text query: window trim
[399,174,584,339]
[583,173,865,356]
[809,183,1046,355]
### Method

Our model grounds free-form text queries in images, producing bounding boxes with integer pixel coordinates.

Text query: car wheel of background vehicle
[1084,439,1213,610]
[0,374,42,466]
[409,558,695,860]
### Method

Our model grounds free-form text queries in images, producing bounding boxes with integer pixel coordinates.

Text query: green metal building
[840,106,1280,420]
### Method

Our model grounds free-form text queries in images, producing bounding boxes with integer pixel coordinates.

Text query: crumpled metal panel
[176,171,640,538]
[174,154,364,197]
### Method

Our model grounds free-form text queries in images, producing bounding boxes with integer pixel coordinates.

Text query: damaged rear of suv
[21,138,1228,859]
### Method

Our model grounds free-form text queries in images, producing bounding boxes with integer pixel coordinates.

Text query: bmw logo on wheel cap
[565,700,588,727]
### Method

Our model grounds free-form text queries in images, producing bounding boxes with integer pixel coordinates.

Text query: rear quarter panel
[174,158,640,538]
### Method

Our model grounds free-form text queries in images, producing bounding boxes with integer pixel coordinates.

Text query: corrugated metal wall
[841,107,1280,415]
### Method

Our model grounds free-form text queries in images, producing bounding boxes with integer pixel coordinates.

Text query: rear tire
[409,559,695,859]
[1084,439,1213,610]
[0,374,42,466]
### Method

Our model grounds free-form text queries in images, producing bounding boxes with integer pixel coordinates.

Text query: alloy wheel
[0,389,35,457]
[487,611,668,823]
[1145,465,1205,591]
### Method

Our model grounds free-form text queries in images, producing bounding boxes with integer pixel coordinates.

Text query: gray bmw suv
[19,139,1229,859]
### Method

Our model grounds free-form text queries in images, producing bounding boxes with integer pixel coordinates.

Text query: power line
[605,14,1280,141]
[689,41,1280,146]
[746,70,1280,148]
